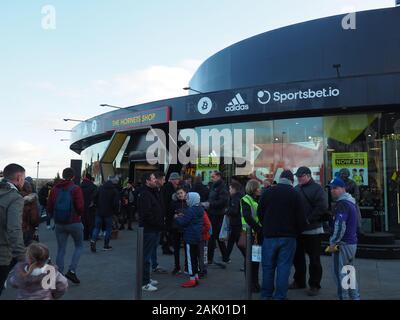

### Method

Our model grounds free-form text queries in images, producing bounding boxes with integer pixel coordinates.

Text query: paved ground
[1,223,400,300]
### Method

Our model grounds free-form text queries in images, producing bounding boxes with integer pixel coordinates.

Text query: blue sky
[0,0,394,178]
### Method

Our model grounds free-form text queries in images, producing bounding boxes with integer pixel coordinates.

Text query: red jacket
[47,180,84,224]
[202,211,211,241]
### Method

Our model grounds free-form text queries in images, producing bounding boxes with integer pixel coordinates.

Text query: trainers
[142,283,158,292]
[90,241,96,253]
[181,279,197,288]
[223,259,232,264]
[172,267,182,275]
[46,225,52,230]
[288,281,306,290]
[150,279,159,286]
[103,245,113,251]
[307,287,320,296]
[152,266,168,274]
[65,270,80,284]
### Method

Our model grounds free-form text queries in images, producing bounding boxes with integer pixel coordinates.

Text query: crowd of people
[0,162,361,300]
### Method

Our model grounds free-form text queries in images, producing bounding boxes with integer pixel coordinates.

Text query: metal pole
[36,162,40,192]
[245,226,252,300]
[135,227,144,300]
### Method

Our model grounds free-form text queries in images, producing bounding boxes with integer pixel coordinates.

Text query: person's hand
[201,202,210,209]
[327,244,338,253]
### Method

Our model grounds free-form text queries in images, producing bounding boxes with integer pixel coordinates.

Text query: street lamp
[36,162,40,192]
[183,87,203,94]
[63,118,86,122]
[100,103,124,109]
[54,129,75,132]
[60,139,70,141]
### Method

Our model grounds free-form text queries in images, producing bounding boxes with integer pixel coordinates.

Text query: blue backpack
[54,185,76,224]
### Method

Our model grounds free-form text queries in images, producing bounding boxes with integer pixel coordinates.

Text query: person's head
[193,175,203,185]
[24,243,50,277]
[328,177,347,199]
[229,181,242,196]
[142,172,157,188]
[3,163,26,189]
[186,192,200,207]
[262,179,271,189]
[245,179,261,198]
[176,185,188,201]
[62,167,75,181]
[127,180,134,189]
[280,170,294,185]
[339,168,350,181]
[211,171,222,183]
[168,172,181,188]
[154,171,166,188]
[22,181,33,195]
[183,174,193,185]
[295,166,312,186]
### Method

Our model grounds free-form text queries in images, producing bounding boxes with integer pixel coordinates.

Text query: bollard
[245,226,252,300]
[134,227,144,300]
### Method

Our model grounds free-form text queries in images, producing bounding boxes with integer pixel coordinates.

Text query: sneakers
[307,287,320,296]
[172,267,182,275]
[150,279,159,286]
[103,245,113,251]
[152,266,168,274]
[65,270,80,284]
[46,225,52,230]
[90,241,96,253]
[181,279,197,288]
[288,281,306,290]
[142,283,158,292]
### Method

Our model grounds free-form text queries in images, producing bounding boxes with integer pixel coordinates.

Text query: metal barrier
[134,227,144,300]
[245,226,252,300]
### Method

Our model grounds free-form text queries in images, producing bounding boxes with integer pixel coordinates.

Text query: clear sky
[0,0,394,178]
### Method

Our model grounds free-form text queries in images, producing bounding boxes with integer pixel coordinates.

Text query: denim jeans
[55,223,84,273]
[151,232,160,270]
[143,232,159,285]
[91,216,113,246]
[261,237,297,300]
[333,244,360,300]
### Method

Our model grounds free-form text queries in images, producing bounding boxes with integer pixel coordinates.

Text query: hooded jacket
[80,178,97,214]
[8,262,68,300]
[330,193,358,245]
[175,192,204,244]
[46,180,84,224]
[0,181,25,266]
[22,193,40,233]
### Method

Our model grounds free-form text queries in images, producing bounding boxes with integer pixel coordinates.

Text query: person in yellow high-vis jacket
[240,179,263,293]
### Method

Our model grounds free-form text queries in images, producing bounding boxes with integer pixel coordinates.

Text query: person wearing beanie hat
[174,192,203,288]
[257,169,307,300]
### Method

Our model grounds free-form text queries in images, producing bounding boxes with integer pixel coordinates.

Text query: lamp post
[100,104,124,109]
[54,129,75,132]
[63,118,86,122]
[183,87,203,94]
[36,162,40,192]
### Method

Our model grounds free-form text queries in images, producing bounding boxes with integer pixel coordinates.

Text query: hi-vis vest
[240,194,260,231]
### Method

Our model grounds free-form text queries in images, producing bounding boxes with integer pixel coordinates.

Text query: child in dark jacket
[174,192,204,288]
[7,243,68,300]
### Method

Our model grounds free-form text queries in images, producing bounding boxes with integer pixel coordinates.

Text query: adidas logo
[225,93,249,112]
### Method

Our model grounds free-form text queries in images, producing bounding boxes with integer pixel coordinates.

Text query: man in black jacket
[257,170,307,300]
[80,174,97,240]
[290,167,328,296]
[90,176,119,252]
[137,172,165,292]
[204,171,230,265]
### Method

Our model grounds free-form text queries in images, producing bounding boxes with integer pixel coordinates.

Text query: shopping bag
[218,215,230,241]
[252,245,262,262]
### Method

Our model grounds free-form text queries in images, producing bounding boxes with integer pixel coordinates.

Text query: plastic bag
[218,215,230,241]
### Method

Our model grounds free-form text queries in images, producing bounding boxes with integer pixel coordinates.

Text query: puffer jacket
[8,262,68,300]
[0,182,25,266]
[22,194,40,233]
[207,179,229,217]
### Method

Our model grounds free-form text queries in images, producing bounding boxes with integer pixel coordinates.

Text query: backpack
[54,185,76,224]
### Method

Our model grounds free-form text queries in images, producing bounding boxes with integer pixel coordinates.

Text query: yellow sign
[196,157,220,171]
[332,152,368,185]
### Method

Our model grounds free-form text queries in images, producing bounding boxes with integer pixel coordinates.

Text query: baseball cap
[328,177,346,188]
[168,172,180,181]
[295,166,312,177]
